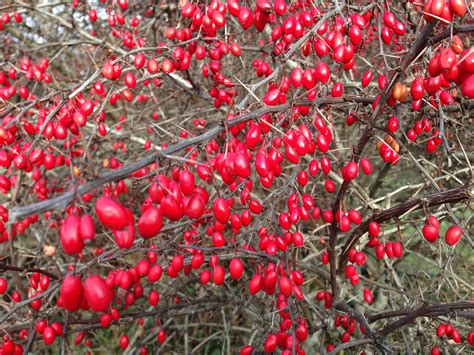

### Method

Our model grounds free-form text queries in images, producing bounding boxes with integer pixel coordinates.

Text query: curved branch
[326,338,374,355]
[338,185,471,272]
[8,96,373,222]
[430,23,474,44]
[328,20,439,299]
[368,301,474,323]
[0,264,59,280]
[379,301,474,337]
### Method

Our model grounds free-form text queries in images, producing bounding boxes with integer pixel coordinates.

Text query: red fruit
[264,334,278,353]
[147,58,159,73]
[59,275,83,312]
[134,53,146,68]
[392,241,403,258]
[233,153,251,178]
[445,225,462,246]
[368,222,380,237]
[200,269,211,284]
[291,67,303,87]
[117,0,128,10]
[445,323,453,335]
[315,62,330,83]
[274,0,287,15]
[342,161,359,181]
[184,194,206,219]
[161,196,183,221]
[302,69,316,90]
[297,170,309,186]
[229,258,244,280]
[393,21,406,35]
[324,178,335,193]
[451,329,461,343]
[113,213,136,249]
[79,214,95,241]
[425,215,440,230]
[378,74,388,90]
[332,82,343,97]
[148,264,163,282]
[213,197,231,224]
[461,74,474,99]
[43,327,56,345]
[249,273,263,294]
[387,116,399,132]
[436,324,446,337]
[383,11,396,28]
[161,59,174,74]
[363,288,373,304]
[349,25,362,46]
[468,331,474,345]
[249,199,263,214]
[212,11,226,28]
[256,0,272,14]
[264,88,281,106]
[60,215,84,255]
[359,158,372,175]
[246,124,261,147]
[148,290,160,306]
[345,265,357,278]
[179,170,195,195]
[278,276,292,297]
[375,244,385,259]
[212,231,226,247]
[381,27,392,44]
[138,207,163,239]
[361,71,373,87]
[411,78,425,100]
[407,129,417,141]
[212,265,225,285]
[460,50,474,73]
[124,72,136,89]
[84,275,114,312]
[349,210,362,225]
[0,278,7,294]
[450,0,467,16]
[320,157,331,174]
[238,6,253,30]
[95,197,128,230]
[120,335,129,350]
[422,224,439,243]
[102,62,115,80]
[341,331,351,342]
[439,48,457,71]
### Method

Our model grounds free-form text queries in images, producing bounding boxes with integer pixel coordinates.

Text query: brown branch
[328,20,439,299]
[326,338,374,355]
[0,284,60,324]
[378,301,474,337]
[0,264,59,280]
[335,302,392,354]
[338,185,471,272]
[8,96,373,223]
[430,23,474,44]
[368,301,474,323]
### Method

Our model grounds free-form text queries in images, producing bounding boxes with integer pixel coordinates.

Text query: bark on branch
[338,184,471,272]
[8,96,373,222]
[327,20,439,300]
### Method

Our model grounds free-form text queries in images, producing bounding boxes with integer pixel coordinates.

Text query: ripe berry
[422,224,439,243]
[368,222,380,237]
[445,225,462,246]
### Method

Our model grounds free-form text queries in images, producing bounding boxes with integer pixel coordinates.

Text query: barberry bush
[0,0,473,354]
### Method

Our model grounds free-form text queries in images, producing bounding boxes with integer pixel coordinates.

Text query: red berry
[445,225,462,246]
